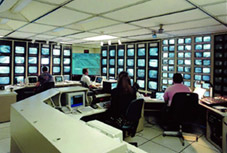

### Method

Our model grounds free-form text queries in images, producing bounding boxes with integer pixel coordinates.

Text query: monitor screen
[178,53,184,58]
[137,80,145,88]
[0,66,10,74]
[203,52,211,58]
[162,59,168,64]
[185,45,191,51]
[15,66,24,74]
[138,59,145,67]
[156,92,164,100]
[169,60,174,65]
[28,77,38,83]
[64,75,70,81]
[148,81,157,90]
[0,45,10,53]
[118,49,124,56]
[194,75,202,81]
[127,59,134,67]
[149,70,158,79]
[202,83,210,89]
[15,46,25,54]
[168,80,173,85]
[149,59,158,67]
[41,58,49,64]
[28,57,37,64]
[162,66,168,71]
[102,50,107,57]
[109,59,115,66]
[168,66,174,71]
[185,52,191,58]
[203,44,211,50]
[127,69,134,77]
[178,45,184,51]
[195,52,202,58]
[178,39,184,44]
[42,48,49,55]
[163,79,168,84]
[168,73,174,78]
[163,53,168,58]
[184,81,191,87]
[127,49,134,56]
[137,69,145,78]
[149,48,158,56]
[15,57,24,64]
[178,60,184,65]
[111,82,117,89]
[178,66,183,72]
[109,68,115,75]
[184,67,191,73]
[185,60,191,65]
[0,77,10,84]
[70,94,83,108]
[195,60,202,65]
[163,40,168,45]
[169,46,175,51]
[29,66,37,73]
[0,56,10,64]
[102,59,107,65]
[55,76,63,82]
[53,58,61,64]
[64,50,70,56]
[138,48,145,56]
[118,59,124,66]
[64,66,70,73]
[185,38,191,43]
[109,50,115,57]
[203,36,211,42]
[102,67,107,73]
[29,47,38,54]
[163,46,168,51]
[53,49,60,56]
[169,53,175,58]
[53,67,60,73]
[202,75,210,81]
[195,44,202,50]
[118,68,123,74]
[64,58,70,64]
[195,37,202,43]
[96,77,103,83]
[15,76,24,83]
[203,68,210,73]
[203,60,210,66]
[184,74,191,80]
[162,73,167,77]
[169,39,175,44]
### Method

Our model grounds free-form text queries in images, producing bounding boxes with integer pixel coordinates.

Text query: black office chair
[36,82,55,93]
[163,92,199,146]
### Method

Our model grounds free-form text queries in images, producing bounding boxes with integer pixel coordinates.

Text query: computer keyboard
[77,106,94,113]
[201,97,227,105]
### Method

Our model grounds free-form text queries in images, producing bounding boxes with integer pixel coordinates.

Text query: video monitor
[15,76,24,83]
[0,66,10,74]
[178,60,184,65]
[185,38,191,44]
[0,77,10,84]
[149,48,158,56]
[64,75,70,81]
[109,50,115,57]
[53,49,60,56]
[53,58,60,64]
[178,66,183,72]
[185,52,191,58]
[162,73,167,78]
[178,39,184,44]
[118,49,124,56]
[149,70,158,79]
[41,58,49,64]
[0,45,10,53]
[138,48,145,56]
[169,60,174,65]
[15,46,25,54]
[204,91,210,97]
[163,40,168,45]
[162,46,168,51]
[203,36,211,42]
[149,59,158,67]
[185,45,191,51]
[109,59,115,66]
[215,61,222,66]
[138,59,145,67]
[184,74,191,80]
[162,79,168,84]
[195,67,202,73]
[203,44,211,50]
[195,37,202,43]
[169,53,175,58]
[162,66,168,71]
[202,75,210,81]
[203,52,211,58]
[169,46,175,51]
[184,81,191,87]
[168,80,173,85]
[64,66,70,73]
[163,53,168,58]
[195,60,202,65]
[102,67,107,73]
[137,69,145,78]
[203,60,210,66]
[118,59,124,66]
[169,39,175,44]
[162,85,167,91]
[64,58,70,64]
[194,82,201,88]
[15,57,24,64]
[195,52,202,58]
[203,68,210,73]
[66,92,85,109]
[185,60,191,65]
[127,69,134,77]
[0,56,10,64]
[102,59,107,65]
[194,75,202,81]
[109,68,115,75]
[184,67,191,73]
[102,50,107,57]
[178,45,184,51]
[168,66,174,71]
[64,50,70,56]
[195,44,202,50]
[15,66,24,74]
[202,83,210,89]
[28,57,37,64]
[178,53,184,58]
[162,59,168,64]
[127,59,134,67]
[29,66,37,73]
[168,73,173,78]
[118,68,123,74]
[53,67,60,73]
[29,48,38,54]
[42,48,49,55]
[127,49,134,56]
[137,80,145,88]
[55,75,63,82]
[148,81,157,90]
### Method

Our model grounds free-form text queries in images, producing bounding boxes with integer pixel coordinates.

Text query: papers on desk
[143,97,165,103]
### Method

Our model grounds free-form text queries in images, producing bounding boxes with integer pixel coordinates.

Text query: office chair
[163,92,199,146]
[36,82,55,93]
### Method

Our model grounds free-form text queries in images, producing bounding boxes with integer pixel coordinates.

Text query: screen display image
[178,39,184,44]
[64,50,70,56]
[64,66,70,73]
[204,91,210,97]
[162,79,168,84]
[169,46,175,51]
[184,74,191,80]
[111,82,117,89]
[185,52,191,58]
[163,46,168,51]
[53,67,60,73]
[102,67,107,73]
[148,81,157,90]
[194,75,202,81]
[29,77,37,83]
[149,70,157,79]
[203,60,210,66]
[178,45,184,51]
[178,53,184,58]
[118,68,123,74]
[15,46,25,54]
[127,49,134,56]
[64,75,70,81]
[109,68,115,75]
[96,77,103,83]
[55,76,63,82]
[15,66,24,74]
[0,45,10,53]
[168,80,173,85]
[168,73,174,78]
[169,60,174,65]
[184,81,191,87]
[118,49,124,56]
[185,38,191,43]
[53,49,60,56]
[163,53,168,58]
[71,95,83,108]
[118,59,124,66]
[184,67,191,73]
[15,76,24,83]
[137,80,145,88]
[64,58,70,64]
[102,59,107,65]
[195,67,202,73]
[169,53,174,58]
[102,50,107,57]
[203,44,211,50]
[195,37,202,43]
[0,77,10,84]
[168,66,174,71]
[203,36,211,42]
[202,83,210,89]
[127,59,134,67]
[203,52,211,58]
[127,69,134,77]
[138,48,145,56]
[202,75,210,81]
[195,60,202,65]
[169,39,175,44]
[138,59,145,67]
[28,57,37,64]
[53,58,60,64]
[156,92,164,100]
[178,60,184,65]
[163,40,168,45]
[185,45,191,51]
[149,59,158,67]
[149,48,158,56]
[0,66,10,74]
[29,48,38,54]
[109,50,115,57]
[0,56,10,64]
[162,59,168,64]
[195,44,202,50]
[195,52,202,58]
[137,69,145,78]
[29,66,37,73]
[15,57,24,64]
[185,60,191,65]
[42,48,49,55]
[203,68,210,73]
[162,73,167,77]
[162,66,168,71]
[109,59,115,66]
[178,66,183,72]
[41,58,49,64]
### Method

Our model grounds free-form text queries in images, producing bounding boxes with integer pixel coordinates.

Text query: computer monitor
[178,53,184,58]
[185,52,191,58]
[53,49,60,56]
[127,59,134,67]
[127,68,134,77]
[148,81,157,90]
[64,50,70,56]
[118,59,124,66]
[109,59,115,66]
[178,66,183,72]
[15,57,25,64]
[42,48,49,55]
[138,48,145,56]
[155,92,164,100]
[195,44,202,50]
[53,58,61,64]
[195,60,202,65]
[178,45,184,51]
[54,75,64,83]
[102,59,107,65]
[203,68,210,73]
[195,52,202,58]
[28,57,37,64]
[184,67,191,73]
[203,44,211,50]
[185,38,191,43]
[0,66,10,74]
[15,46,25,54]
[53,67,60,73]
[64,58,70,64]
[109,68,115,75]
[169,53,174,58]
[185,45,191,51]
[127,49,134,56]
[137,59,145,67]
[137,80,145,88]
[149,48,158,56]
[109,50,115,57]
[149,70,158,79]
[95,76,103,84]
[15,66,24,74]
[26,76,38,85]
[149,59,158,67]
[0,56,10,64]
[103,80,118,93]
[0,77,10,84]
[195,37,202,43]
[102,50,107,57]
[0,45,10,53]
[203,60,210,66]
[137,69,145,78]
[163,46,168,51]
[203,52,211,58]
[118,49,124,56]
[66,92,85,110]
[41,58,49,64]
[29,47,38,54]
[169,46,175,51]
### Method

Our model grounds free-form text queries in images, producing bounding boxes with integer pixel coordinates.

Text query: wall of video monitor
[0,39,72,85]
[108,46,116,79]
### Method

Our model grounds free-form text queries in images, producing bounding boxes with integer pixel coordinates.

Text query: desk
[143,97,165,112]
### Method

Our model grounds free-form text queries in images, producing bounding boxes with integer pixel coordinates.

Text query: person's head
[42,66,48,73]
[133,82,140,92]
[117,71,132,93]
[82,68,88,75]
[173,73,183,84]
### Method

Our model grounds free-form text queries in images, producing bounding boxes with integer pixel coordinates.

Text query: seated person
[163,73,191,107]
[36,66,54,92]
[80,68,99,89]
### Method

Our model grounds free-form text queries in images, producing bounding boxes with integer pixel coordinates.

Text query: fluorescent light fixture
[84,35,117,41]
[53,27,64,32]
[46,40,49,44]
[108,40,111,45]
[0,35,4,38]
[100,42,104,46]
[118,40,122,45]
[12,0,32,12]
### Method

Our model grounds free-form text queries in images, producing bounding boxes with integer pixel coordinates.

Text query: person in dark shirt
[36,66,54,92]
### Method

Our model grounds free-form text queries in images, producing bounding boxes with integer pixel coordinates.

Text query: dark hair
[173,73,183,83]
[42,66,48,72]
[117,71,133,94]
[82,68,88,74]
[133,82,140,92]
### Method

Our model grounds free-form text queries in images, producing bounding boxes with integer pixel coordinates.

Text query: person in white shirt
[80,68,97,89]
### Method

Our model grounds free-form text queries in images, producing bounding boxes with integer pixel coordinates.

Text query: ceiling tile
[218,15,227,24]
[20,1,56,21]
[36,8,91,26]
[91,23,138,34]
[7,31,36,38]
[188,0,226,6]
[18,23,56,33]
[113,28,151,37]
[103,0,194,22]
[0,30,12,36]
[0,11,28,21]
[202,2,227,16]
[0,24,12,30]
[132,9,209,27]
[47,28,80,36]
[66,0,143,14]
[69,32,98,39]
[6,20,28,30]
[66,17,120,31]
[35,0,69,5]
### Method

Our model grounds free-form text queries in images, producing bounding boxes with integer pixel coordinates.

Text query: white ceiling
[0,0,226,47]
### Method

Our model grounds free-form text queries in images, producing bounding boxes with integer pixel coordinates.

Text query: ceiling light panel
[36,8,91,26]
[103,0,194,22]
[69,32,98,39]
[66,17,120,31]
[91,23,138,34]
[202,2,227,16]
[18,23,56,33]
[36,0,69,5]
[188,0,226,6]
[47,28,80,36]
[20,1,56,21]
[113,29,151,37]
[6,20,28,30]
[7,31,36,38]
[132,9,209,27]
[66,0,142,14]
